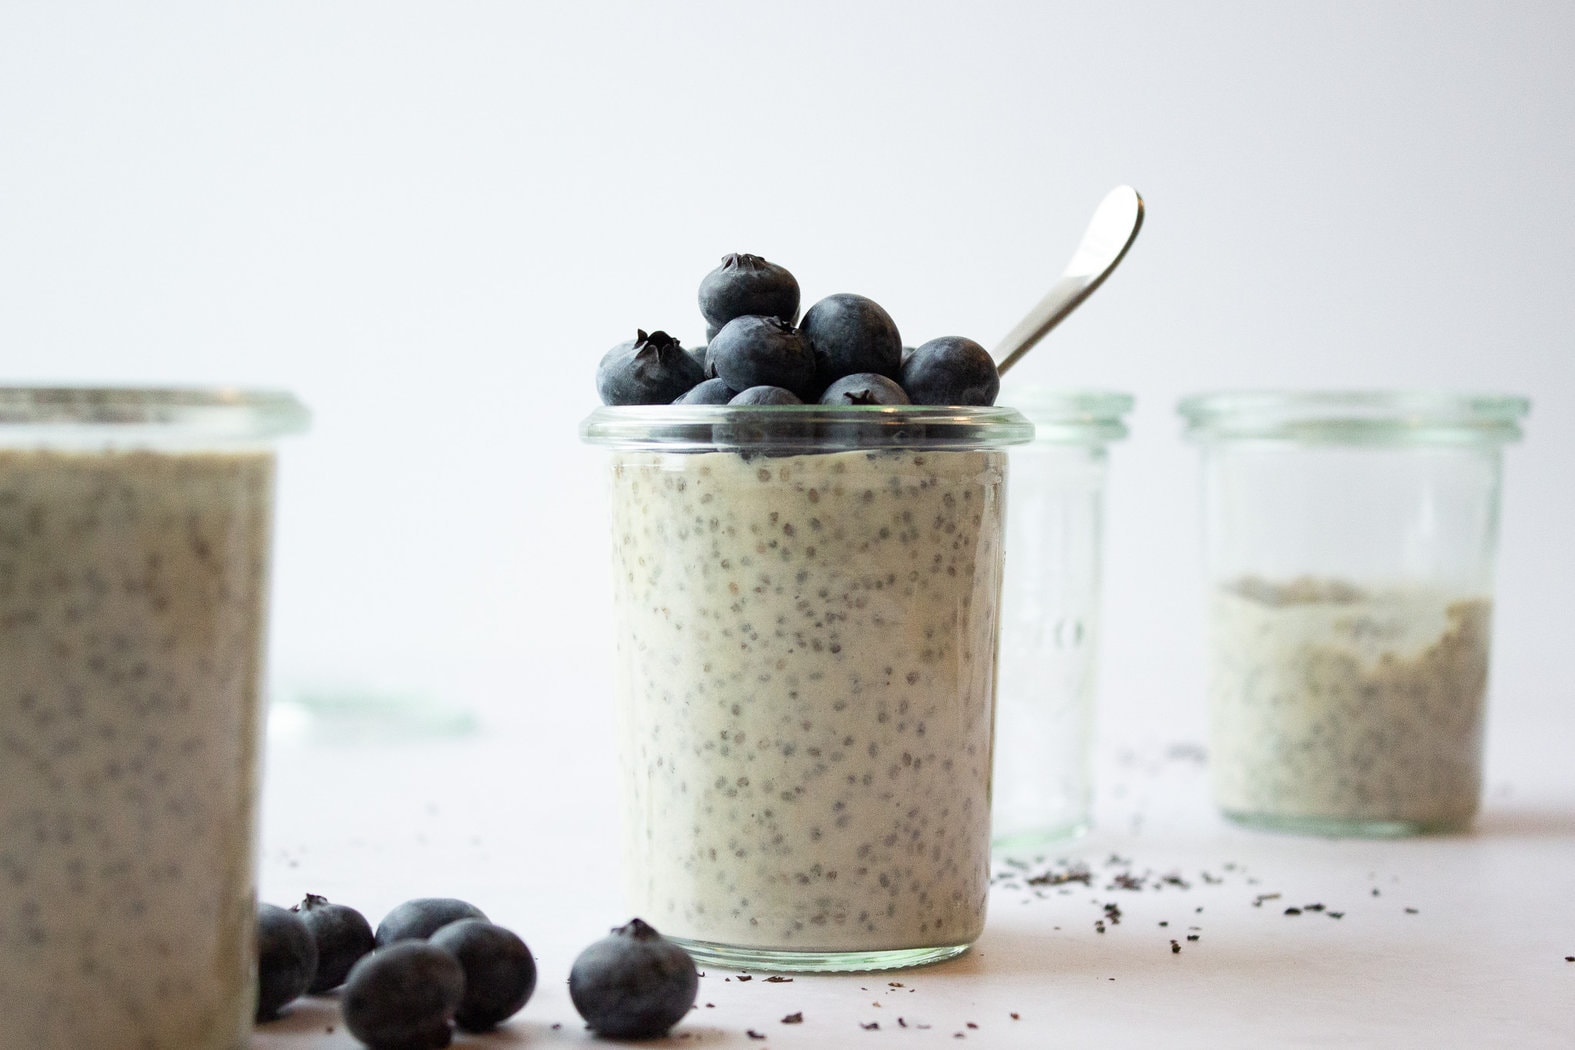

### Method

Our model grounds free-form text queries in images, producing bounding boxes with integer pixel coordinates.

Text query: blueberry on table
[293,893,375,993]
[256,903,318,1022]
[374,898,489,948]
[597,330,707,405]
[707,316,816,398]
[341,941,466,1050]
[899,335,1001,406]
[818,372,910,406]
[800,292,903,392]
[429,919,537,1032]
[698,253,800,332]
[673,376,738,405]
[569,918,699,1040]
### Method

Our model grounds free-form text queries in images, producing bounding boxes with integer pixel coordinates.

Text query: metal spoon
[992,185,1145,376]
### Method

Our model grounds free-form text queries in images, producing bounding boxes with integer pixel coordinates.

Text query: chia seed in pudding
[0,448,275,1049]
[606,447,1006,960]
[1207,576,1492,833]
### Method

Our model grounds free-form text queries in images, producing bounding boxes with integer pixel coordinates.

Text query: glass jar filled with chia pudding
[0,387,309,1049]
[993,388,1132,849]
[582,404,1032,971]
[1179,390,1528,836]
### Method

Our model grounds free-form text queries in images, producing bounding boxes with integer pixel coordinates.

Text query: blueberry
[596,330,706,406]
[429,919,536,1032]
[800,293,902,393]
[706,316,815,398]
[256,903,318,1022]
[817,372,910,407]
[698,253,799,332]
[568,918,698,1040]
[341,941,465,1050]
[375,898,489,948]
[673,376,738,405]
[728,385,804,406]
[899,335,1000,406]
[292,893,375,993]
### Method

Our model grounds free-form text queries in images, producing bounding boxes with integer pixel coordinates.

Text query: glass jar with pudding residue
[1179,390,1529,836]
[582,404,1031,971]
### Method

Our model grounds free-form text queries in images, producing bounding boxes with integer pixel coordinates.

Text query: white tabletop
[250,702,1575,1050]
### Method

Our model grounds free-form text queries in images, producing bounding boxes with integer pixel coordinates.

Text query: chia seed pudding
[1207,576,1492,835]
[600,431,1017,971]
[0,444,280,1048]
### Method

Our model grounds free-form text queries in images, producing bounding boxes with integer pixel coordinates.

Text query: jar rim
[1178,389,1529,445]
[0,386,311,438]
[1001,387,1133,444]
[580,404,1033,452]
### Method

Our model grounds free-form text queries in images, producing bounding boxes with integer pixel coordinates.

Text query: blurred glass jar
[1179,391,1529,836]
[993,389,1132,849]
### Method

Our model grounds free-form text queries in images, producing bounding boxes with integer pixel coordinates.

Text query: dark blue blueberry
[293,893,374,994]
[673,377,738,405]
[817,372,910,407]
[341,941,465,1050]
[429,919,536,1033]
[706,316,815,398]
[728,385,803,406]
[375,898,489,948]
[899,335,1000,406]
[568,918,698,1040]
[800,293,902,393]
[596,330,706,406]
[697,253,799,332]
[819,374,918,447]
[256,903,318,1022]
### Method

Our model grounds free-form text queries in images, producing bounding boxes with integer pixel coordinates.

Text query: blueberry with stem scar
[569,918,699,1040]
[597,330,706,406]
[292,894,374,994]
[698,253,800,332]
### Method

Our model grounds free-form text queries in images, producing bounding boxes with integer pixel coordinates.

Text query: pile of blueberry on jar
[595,253,1001,410]
[257,897,697,1048]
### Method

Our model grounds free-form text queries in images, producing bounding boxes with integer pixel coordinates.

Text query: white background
[3,1,1572,778]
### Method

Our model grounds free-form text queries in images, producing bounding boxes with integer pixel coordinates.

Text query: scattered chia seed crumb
[1285,907,1303,916]
[747,1030,766,1040]
[765,976,793,983]
[967,1022,978,1029]
[861,1022,880,1030]
[551,1024,562,1030]
[1187,934,1200,942]
[1254,893,1282,908]
[782,1012,803,1024]
[737,975,753,981]
[1329,912,1345,919]
[1159,921,1169,927]
[1011,1013,1020,1020]
[1170,939,1181,953]
[898,1017,908,1027]
[1405,908,1419,914]
[1305,903,1325,912]
[888,981,904,987]
[1565,956,1573,962]
[1372,888,1381,896]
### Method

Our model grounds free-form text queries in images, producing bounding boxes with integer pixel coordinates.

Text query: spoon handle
[993,185,1145,376]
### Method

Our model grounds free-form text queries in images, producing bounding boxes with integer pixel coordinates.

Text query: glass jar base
[1221,808,1472,838]
[991,818,1091,855]
[670,937,973,974]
